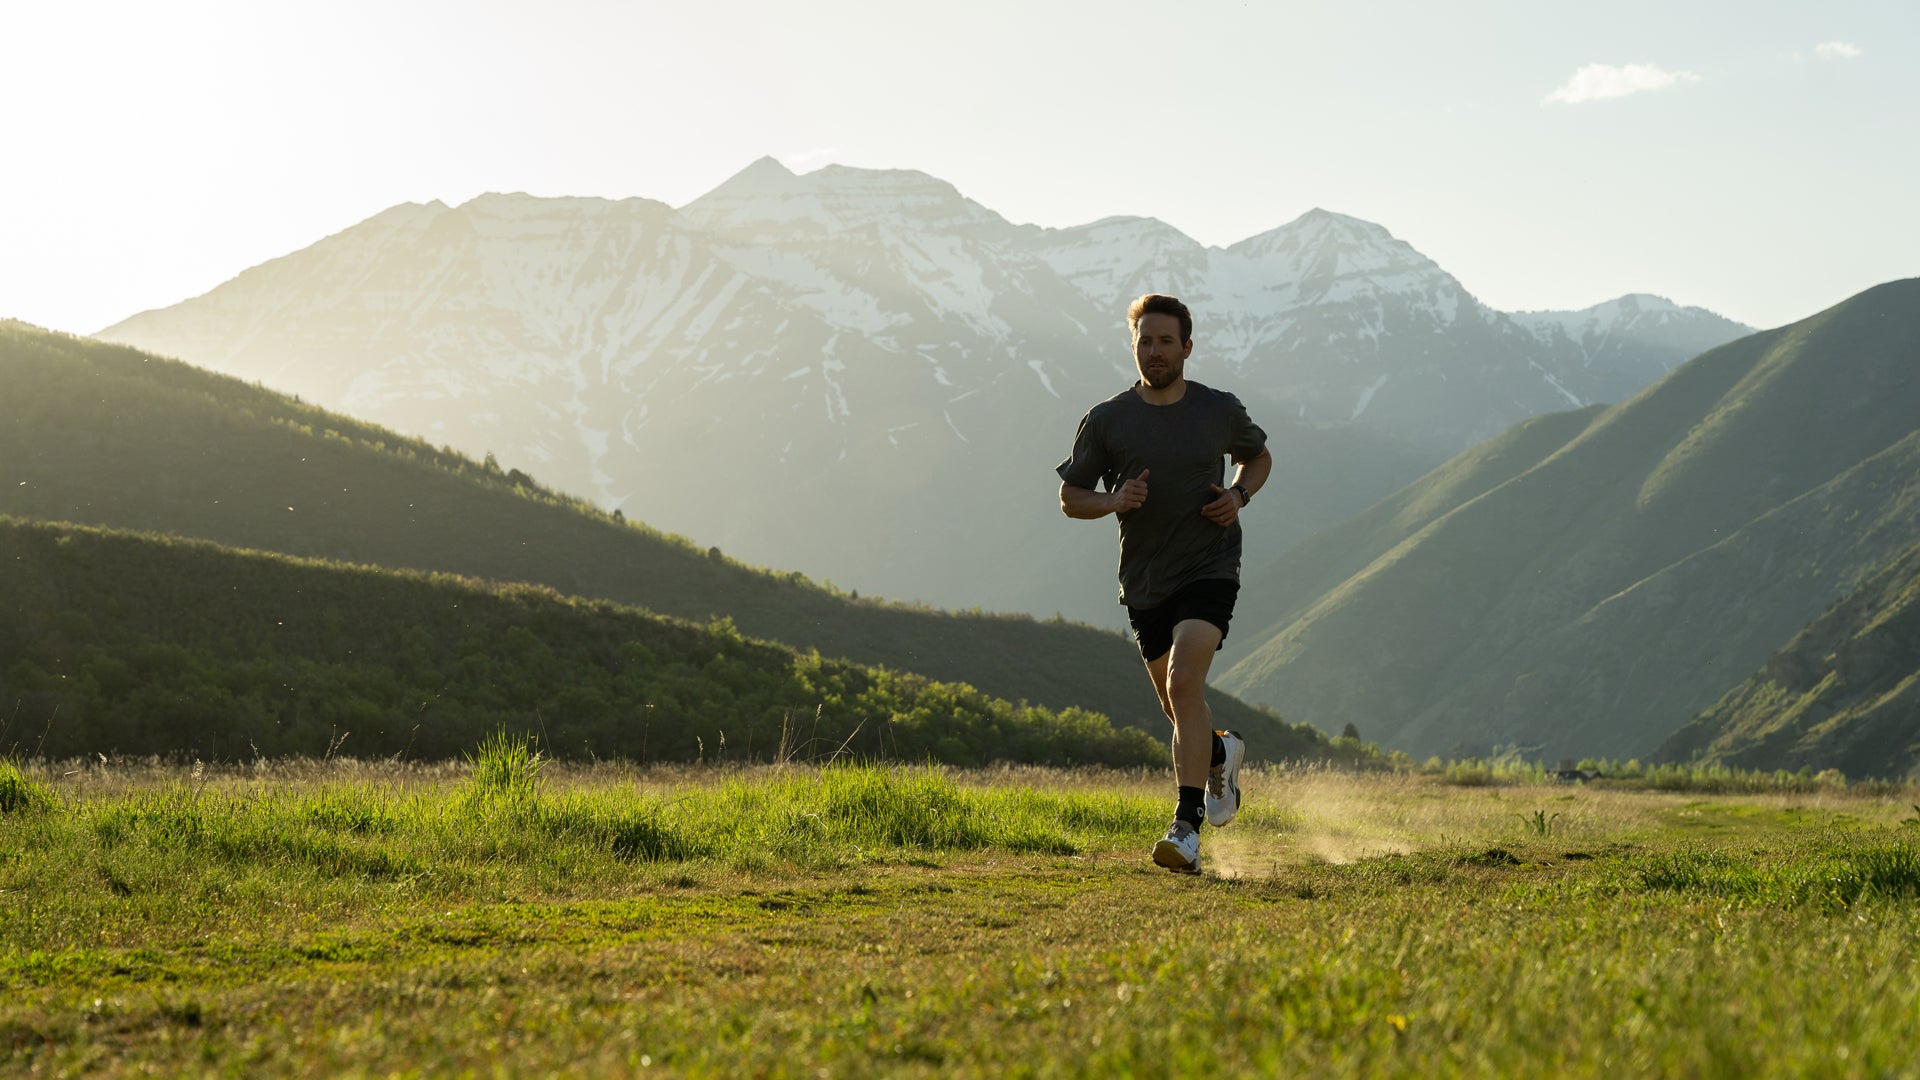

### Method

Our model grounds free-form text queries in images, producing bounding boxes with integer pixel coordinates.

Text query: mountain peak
[1296,206,1374,227]
[1222,207,1442,291]
[682,156,804,211]
[1069,215,1204,247]
[1232,207,1400,254]
[456,191,670,212]
[1513,294,1752,340]
[1615,292,1679,310]
[682,158,1002,235]
[741,154,797,178]
[805,163,964,200]
[708,155,800,197]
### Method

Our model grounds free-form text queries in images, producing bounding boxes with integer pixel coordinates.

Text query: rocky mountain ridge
[98,157,1750,626]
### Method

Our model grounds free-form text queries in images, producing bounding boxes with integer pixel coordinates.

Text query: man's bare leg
[1146,619,1225,874]
[1145,621,1223,783]
[1158,618,1223,786]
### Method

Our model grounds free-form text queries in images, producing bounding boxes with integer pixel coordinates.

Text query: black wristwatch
[1231,483,1251,507]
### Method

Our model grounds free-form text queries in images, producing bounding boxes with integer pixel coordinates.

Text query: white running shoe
[1206,730,1246,827]
[1152,820,1201,874]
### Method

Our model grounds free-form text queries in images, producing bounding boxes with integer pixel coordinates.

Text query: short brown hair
[1127,294,1192,343]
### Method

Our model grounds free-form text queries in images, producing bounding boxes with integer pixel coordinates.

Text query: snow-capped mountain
[97,158,1750,628]
[1031,208,1750,448]
[1511,293,1750,405]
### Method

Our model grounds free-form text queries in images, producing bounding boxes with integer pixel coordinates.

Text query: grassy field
[4,758,1920,1077]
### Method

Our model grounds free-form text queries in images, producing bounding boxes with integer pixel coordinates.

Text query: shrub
[0,759,57,814]
[464,730,545,805]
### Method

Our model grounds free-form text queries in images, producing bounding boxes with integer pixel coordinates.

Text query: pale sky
[3,0,1914,335]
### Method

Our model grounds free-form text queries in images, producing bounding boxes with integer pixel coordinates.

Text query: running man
[1056,294,1272,874]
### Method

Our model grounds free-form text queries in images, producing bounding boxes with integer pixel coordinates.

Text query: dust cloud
[1201,773,1428,879]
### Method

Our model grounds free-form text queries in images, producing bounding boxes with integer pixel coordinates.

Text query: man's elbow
[1059,484,1095,518]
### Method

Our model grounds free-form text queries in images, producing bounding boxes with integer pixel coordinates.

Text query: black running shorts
[1126,578,1239,663]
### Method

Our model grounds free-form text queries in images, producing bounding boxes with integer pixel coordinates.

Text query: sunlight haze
[2,0,1914,334]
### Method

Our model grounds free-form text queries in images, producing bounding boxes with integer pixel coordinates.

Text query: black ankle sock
[1210,731,1226,767]
[1176,785,1205,828]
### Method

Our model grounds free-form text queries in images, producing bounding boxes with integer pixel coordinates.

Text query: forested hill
[1231,404,1611,648]
[0,516,1165,765]
[0,322,1306,754]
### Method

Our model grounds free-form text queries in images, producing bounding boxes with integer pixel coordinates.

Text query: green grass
[464,729,547,805]
[6,761,1920,1075]
[1411,753,1873,794]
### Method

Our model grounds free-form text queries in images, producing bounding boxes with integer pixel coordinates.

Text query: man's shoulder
[1184,380,1248,410]
[1081,385,1142,420]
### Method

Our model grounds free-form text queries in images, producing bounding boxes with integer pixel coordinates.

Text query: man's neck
[1133,378,1188,406]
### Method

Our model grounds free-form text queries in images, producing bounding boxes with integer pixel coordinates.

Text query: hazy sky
[3,0,1914,335]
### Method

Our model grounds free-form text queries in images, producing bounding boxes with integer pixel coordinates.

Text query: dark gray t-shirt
[1056,381,1269,609]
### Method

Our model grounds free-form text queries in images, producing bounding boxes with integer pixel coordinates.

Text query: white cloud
[1541,63,1702,105]
[1815,41,1863,60]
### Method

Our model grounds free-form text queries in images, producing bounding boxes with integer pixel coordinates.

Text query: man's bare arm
[1060,470,1149,519]
[1201,448,1274,526]
[1233,448,1273,499]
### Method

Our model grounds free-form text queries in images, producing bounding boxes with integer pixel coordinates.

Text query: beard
[1140,361,1182,389]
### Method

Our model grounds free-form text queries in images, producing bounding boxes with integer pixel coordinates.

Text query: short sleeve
[1225,394,1267,463]
[1055,409,1113,490]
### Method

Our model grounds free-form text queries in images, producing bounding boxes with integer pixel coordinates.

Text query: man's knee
[1165,628,1221,705]
[1151,689,1176,723]
[1166,663,1208,706]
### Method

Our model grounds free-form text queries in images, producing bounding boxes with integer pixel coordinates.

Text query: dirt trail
[1203,830,1414,879]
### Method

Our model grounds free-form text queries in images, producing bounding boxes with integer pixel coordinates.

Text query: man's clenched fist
[1112,469,1150,513]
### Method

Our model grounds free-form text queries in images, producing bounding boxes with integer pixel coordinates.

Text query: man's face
[1133,312,1193,390]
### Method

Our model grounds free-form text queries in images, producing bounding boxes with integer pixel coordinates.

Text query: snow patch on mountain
[707,244,896,335]
[1350,373,1389,420]
[1028,359,1060,398]
[1528,360,1586,407]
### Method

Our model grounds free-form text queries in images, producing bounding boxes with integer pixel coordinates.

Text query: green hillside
[1217,278,1920,762]
[1657,540,1920,778]
[0,322,1316,756]
[0,516,1167,765]
[1234,405,1608,644]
